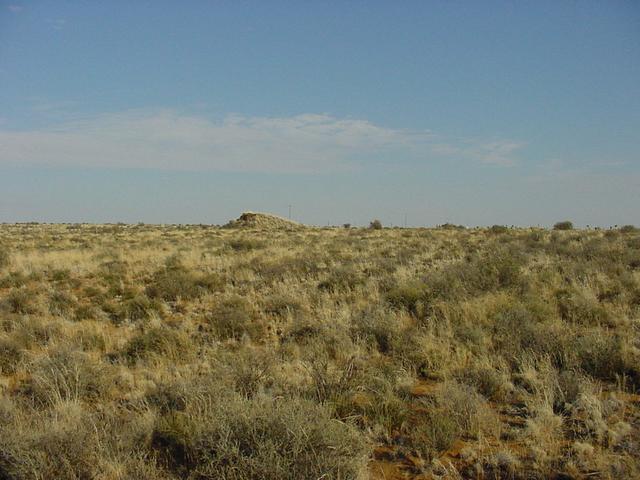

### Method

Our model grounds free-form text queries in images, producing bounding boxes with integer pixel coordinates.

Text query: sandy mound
[224,212,304,230]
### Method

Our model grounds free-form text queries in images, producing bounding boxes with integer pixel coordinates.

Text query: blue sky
[0,1,638,226]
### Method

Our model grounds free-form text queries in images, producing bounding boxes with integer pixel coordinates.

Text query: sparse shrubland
[0,222,638,479]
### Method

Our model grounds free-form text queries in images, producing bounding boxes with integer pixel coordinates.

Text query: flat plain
[0,221,639,479]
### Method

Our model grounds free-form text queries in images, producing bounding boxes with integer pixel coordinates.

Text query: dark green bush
[385,280,428,316]
[490,225,509,234]
[573,332,630,383]
[554,220,574,230]
[369,219,383,230]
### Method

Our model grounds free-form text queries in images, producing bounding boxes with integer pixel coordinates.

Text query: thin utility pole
[404,213,407,228]
[288,205,292,220]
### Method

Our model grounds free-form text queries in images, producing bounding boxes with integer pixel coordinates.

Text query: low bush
[145,257,223,302]
[20,349,111,406]
[0,247,9,269]
[317,266,364,292]
[2,288,36,314]
[0,336,22,374]
[122,326,191,364]
[554,220,574,230]
[409,408,460,460]
[227,237,267,251]
[205,296,263,341]
[385,280,428,316]
[490,225,509,234]
[48,290,78,316]
[151,393,368,479]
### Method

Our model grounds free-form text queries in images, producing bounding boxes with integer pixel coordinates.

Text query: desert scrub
[350,310,403,354]
[227,237,266,251]
[0,223,638,479]
[0,401,99,479]
[408,408,460,461]
[145,256,223,301]
[385,280,429,316]
[317,265,365,292]
[1,288,37,314]
[48,289,78,316]
[0,335,22,374]
[151,392,368,479]
[204,295,264,341]
[0,246,9,269]
[19,348,112,406]
[122,326,192,364]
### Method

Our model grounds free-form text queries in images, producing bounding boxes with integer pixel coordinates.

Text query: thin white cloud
[7,5,22,13]
[0,110,524,173]
[46,18,66,30]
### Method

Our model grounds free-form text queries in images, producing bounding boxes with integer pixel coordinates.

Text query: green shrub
[619,225,637,233]
[369,219,383,230]
[385,280,428,316]
[573,332,627,382]
[554,220,574,230]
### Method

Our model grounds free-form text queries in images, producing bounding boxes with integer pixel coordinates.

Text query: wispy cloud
[7,5,22,13]
[0,110,524,173]
[46,18,66,30]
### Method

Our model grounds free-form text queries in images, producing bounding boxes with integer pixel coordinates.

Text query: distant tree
[489,225,508,234]
[369,219,383,230]
[553,221,574,231]
[342,223,351,229]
